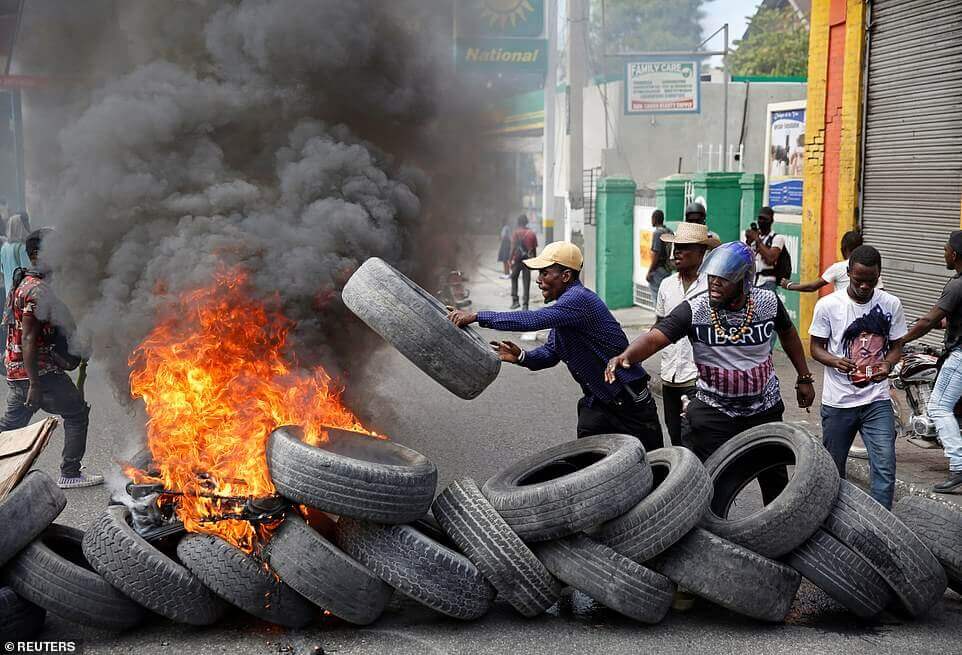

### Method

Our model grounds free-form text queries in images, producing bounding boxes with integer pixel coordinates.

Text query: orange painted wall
[820,20,846,288]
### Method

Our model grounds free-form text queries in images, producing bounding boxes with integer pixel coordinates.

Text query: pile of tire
[1,422,956,639]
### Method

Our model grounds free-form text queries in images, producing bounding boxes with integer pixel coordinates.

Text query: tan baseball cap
[523,241,584,271]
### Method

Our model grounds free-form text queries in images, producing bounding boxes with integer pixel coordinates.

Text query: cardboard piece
[0,418,58,501]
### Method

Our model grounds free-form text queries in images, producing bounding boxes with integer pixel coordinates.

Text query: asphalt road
[20,340,962,655]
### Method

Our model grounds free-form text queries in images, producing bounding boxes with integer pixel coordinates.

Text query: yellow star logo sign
[481,0,536,30]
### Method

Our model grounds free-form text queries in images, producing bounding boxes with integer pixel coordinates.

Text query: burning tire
[700,422,840,559]
[2,524,145,631]
[341,257,500,400]
[432,478,561,617]
[533,535,674,624]
[0,586,44,640]
[481,434,652,542]
[594,447,712,562]
[0,471,66,567]
[894,495,962,594]
[177,533,317,628]
[267,426,437,524]
[824,481,946,617]
[82,506,228,625]
[264,515,392,625]
[784,529,893,618]
[648,527,801,622]
[335,517,495,620]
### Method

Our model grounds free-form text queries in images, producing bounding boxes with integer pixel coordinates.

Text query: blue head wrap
[699,241,755,297]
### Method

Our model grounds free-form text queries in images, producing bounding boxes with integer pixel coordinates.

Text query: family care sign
[624,61,700,114]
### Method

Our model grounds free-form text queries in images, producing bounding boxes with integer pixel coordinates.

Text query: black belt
[609,378,651,409]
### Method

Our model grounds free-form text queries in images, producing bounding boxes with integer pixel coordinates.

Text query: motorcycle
[437,269,472,310]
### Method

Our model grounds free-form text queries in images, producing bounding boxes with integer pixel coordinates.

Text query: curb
[845,456,962,508]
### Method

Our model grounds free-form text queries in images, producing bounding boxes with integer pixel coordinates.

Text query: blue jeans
[928,349,962,473]
[821,399,896,509]
[0,372,90,477]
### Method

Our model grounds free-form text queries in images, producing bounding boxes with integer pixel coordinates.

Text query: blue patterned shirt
[477,281,649,406]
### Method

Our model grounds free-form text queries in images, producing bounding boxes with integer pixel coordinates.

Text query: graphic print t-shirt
[655,288,792,417]
[809,289,907,408]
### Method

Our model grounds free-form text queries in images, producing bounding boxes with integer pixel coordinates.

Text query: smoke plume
[15,0,492,418]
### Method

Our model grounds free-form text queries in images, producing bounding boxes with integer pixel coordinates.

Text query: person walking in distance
[900,230,962,493]
[448,242,664,451]
[781,230,883,294]
[509,214,538,310]
[497,220,512,279]
[646,209,673,299]
[808,245,906,509]
[654,223,718,445]
[606,241,815,502]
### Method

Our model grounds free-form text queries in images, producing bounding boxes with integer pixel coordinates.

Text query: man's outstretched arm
[605,328,672,383]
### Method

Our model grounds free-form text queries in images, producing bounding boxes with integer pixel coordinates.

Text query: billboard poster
[624,61,700,114]
[765,102,805,214]
[456,0,544,37]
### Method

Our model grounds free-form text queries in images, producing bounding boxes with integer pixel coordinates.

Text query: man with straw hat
[655,223,719,446]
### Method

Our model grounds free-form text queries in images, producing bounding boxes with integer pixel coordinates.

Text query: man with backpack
[509,213,538,310]
[747,206,791,291]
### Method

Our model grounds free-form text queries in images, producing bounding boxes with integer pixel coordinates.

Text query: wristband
[795,374,814,388]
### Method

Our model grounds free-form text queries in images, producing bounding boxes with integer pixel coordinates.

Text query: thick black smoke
[15,0,492,413]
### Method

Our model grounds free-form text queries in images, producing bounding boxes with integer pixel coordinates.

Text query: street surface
[18,258,962,654]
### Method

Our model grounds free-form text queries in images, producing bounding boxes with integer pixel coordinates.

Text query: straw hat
[661,222,721,249]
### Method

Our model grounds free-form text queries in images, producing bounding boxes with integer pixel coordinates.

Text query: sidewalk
[465,247,962,509]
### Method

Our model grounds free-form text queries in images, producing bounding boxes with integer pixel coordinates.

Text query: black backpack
[762,233,792,282]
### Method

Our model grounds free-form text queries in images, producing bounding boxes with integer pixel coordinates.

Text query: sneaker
[522,304,529,311]
[499,274,511,279]
[58,469,105,489]
[933,471,962,494]
[509,301,521,309]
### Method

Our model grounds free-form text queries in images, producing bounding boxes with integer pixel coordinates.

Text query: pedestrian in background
[0,213,30,373]
[781,230,882,294]
[809,245,905,509]
[509,214,538,310]
[683,201,719,241]
[497,220,512,279]
[655,223,718,445]
[646,209,673,299]
[747,206,787,292]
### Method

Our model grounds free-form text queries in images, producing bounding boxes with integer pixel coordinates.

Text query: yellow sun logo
[480,0,536,30]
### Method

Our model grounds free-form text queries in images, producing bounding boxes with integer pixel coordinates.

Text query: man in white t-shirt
[781,230,884,294]
[747,206,786,291]
[655,223,718,445]
[809,245,906,509]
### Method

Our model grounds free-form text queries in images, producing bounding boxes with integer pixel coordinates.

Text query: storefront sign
[765,101,806,214]
[456,0,545,37]
[455,37,547,74]
[624,61,700,114]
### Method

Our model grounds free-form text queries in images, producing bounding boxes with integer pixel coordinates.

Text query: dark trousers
[510,260,531,308]
[662,383,696,447]
[821,400,896,509]
[577,393,665,453]
[682,397,788,504]
[0,372,90,477]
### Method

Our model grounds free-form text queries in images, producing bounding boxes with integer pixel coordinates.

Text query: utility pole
[721,22,729,171]
[566,0,586,243]
[542,0,558,243]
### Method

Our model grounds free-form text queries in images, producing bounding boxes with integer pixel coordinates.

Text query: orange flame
[128,269,377,552]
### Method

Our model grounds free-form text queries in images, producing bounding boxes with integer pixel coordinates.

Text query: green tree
[727,6,809,77]
[586,0,705,76]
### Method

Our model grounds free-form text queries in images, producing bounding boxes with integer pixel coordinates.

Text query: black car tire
[264,515,392,625]
[335,517,494,620]
[823,480,946,617]
[533,535,674,624]
[594,447,711,562]
[341,257,500,400]
[432,478,561,617]
[894,495,962,594]
[785,529,893,618]
[82,506,227,625]
[482,434,652,542]
[648,527,801,622]
[701,422,839,558]
[0,586,44,640]
[177,533,316,628]
[268,425,437,524]
[0,471,66,567]
[3,524,144,631]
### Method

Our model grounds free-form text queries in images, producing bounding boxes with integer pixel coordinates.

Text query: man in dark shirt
[448,241,664,451]
[901,229,962,492]
[509,214,538,310]
[646,209,673,299]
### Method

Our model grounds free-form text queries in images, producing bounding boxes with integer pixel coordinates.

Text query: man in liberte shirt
[448,241,663,451]
[654,223,718,445]
[607,241,815,503]
[901,229,962,493]
[809,245,906,509]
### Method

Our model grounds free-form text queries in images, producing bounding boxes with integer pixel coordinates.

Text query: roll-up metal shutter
[861,0,962,339]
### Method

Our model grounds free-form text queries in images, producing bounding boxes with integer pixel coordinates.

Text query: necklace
[710,297,755,343]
